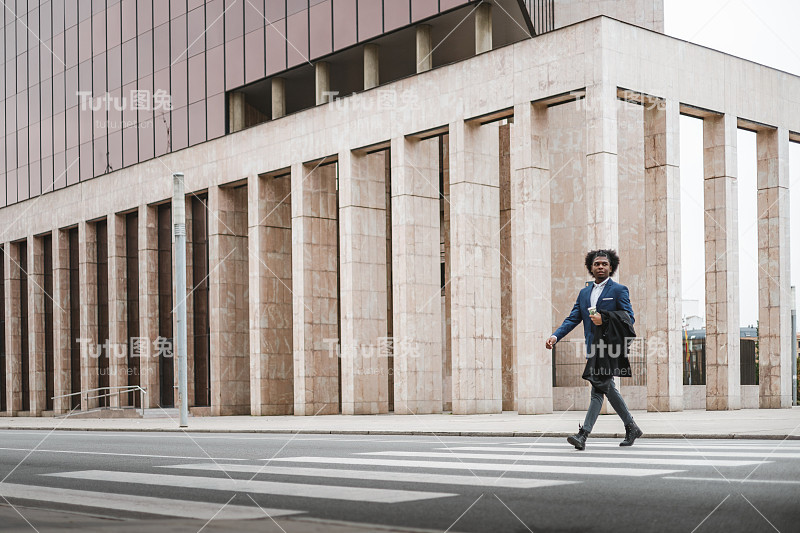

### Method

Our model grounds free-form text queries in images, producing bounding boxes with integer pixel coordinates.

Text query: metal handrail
[52,386,148,417]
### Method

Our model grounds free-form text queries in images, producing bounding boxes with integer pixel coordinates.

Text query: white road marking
[269,456,683,477]
[45,470,456,504]
[160,463,577,489]
[360,451,767,467]
[0,482,300,520]
[441,446,800,459]
[663,476,800,485]
[0,446,249,461]
[508,442,800,450]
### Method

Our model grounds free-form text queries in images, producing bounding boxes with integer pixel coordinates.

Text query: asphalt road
[0,430,798,532]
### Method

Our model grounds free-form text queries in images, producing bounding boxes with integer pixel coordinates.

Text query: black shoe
[567,425,589,450]
[620,422,643,447]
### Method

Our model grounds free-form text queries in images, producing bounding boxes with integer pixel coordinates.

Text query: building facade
[0,0,797,416]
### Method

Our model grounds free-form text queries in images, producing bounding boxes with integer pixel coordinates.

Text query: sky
[663,0,800,328]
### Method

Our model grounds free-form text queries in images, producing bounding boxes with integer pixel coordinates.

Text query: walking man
[545,249,643,449]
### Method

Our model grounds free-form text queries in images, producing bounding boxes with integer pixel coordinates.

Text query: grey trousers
[581,377,634,433]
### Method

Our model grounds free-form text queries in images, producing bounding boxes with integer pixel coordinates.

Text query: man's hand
[590,313,603,326]
[545,335,557,349]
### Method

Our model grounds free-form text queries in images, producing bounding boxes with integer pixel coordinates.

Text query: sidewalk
[1,407,799,439]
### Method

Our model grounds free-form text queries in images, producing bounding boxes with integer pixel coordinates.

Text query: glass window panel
[440,0,469,10]
[17,165,29,202]
[107,2,121,48]
[224,36,244,89]
[266,0,285,20]
[65,66,78,108]
[188,0,204,11]
[411,0,437,22]
[80,106,92,145]
[0,139,4,172]
[171,14,187,63]
[41,155,53,194]
[187,7,205,57]
[188,53,205,104]
[332,0,356,50]
[52,32,65,74]
[122,126,138,166]
[286,11,308,68]
[41,116,53,157]
[40,40,52,81]
[171,60,187,108]
[42,77,54,119]
[30,159,41,197]
[154,0,170,26]
[358,0,381,41]
[92,10,106,56]
[79,142,93,180]
[53,151,66,189]
[53,112,66,154]
[137,30,153,76]
[5,22,14,63]
[171,0,187,18]
[206,45,224,96]
[93,108,107,143]
[29,122,40,163]
[40,3,52,40]
[78,59,91,93]
[122,82,137,125]
[107,45,121,90]
[16,16,27,51]
[17,90,28,129]
[245,0,265,33]
[6,134,16,170]
[17,52,28,91]
[5,65,15,99]
[7,168,17,203]
[53,1,65,34]
[206,93,225,140]
[206,0,224,48]
[384,0,410,32]
[121,0,136,42]
[309,1,331,59]
[153,24,169,70]
[225,0,243,39]
[137,0,152,33]
[18,127,29,167]
[66,106,78,148]
[66,146,80,186]
[29,46,39,86]
[121,39,137,85]
[28,8,40,50]
[79,0,92,22]
[93,52,106,95]
[108,131,121,171]
[154,105,169,156]
[78,18,91,63]
[188,100,205,146]
[244,29,265,84]
[29,85,40,124]
[107,88,122,135]
[6,95,17,136]
[171,106,188,151]
[53,72,65,114]
[265,20,286,76]
[0,173,5,207]
[65,25,78,67]
[0,105,5,134]
[138,114,154,161]
[287,0,308,16]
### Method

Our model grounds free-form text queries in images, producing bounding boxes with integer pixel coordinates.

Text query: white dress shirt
[590,278,609,308]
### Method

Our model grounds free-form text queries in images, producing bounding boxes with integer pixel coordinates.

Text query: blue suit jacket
[552,278,635,356]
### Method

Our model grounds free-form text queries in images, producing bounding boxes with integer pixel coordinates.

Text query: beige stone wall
[553,0,664,33]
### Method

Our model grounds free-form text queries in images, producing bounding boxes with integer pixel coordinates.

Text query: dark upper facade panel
[0,0,542,208]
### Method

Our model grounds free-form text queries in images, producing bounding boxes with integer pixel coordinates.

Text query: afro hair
[585,249,620,277]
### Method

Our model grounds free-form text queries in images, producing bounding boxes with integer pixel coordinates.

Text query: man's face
[592,256,610,282]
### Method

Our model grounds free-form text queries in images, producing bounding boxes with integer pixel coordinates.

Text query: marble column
[390,136,443,414]
[756,127,792,409]
[644,99,683,412]
[448,120,502,414]
[78,221,99,410]
[107,214,128,407]
[511,103,554,414]
[228,92,245,133]
[315,62,330,105]
[584,83,619,247]
[475,3,492,54]
[364,44,379,90]
[138,205,160,408]
[339,150,389,415]
[4,243,22,413]
[248,173,294,415]
[703,113,741,410]
[28,236,47,414]
[52,230,72,414]
[208,185,251,415]
[291,162,340,416]
[272,78,286,120]
[499,125,514,410]
[416,25,432,73]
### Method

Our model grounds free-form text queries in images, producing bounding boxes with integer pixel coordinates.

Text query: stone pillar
[390,136,443,414]
[208,185,251,415]
[52,230,71,414]
[291,162,339,415]
[272,78,286,120]
[364,44,379,90]
[416,25,432,73]
[644,98,683,412]
[448,120,502,414]
[28,236,46,414]
[511,103,553,414]
[248,173,294,416]
[584,83,619,247]
[107,214,128,407]
[339,150,389,415]
[499,125,514,410]
[229,91,245,133]
[475,3,492,54]
[78,221,99,410]
[703,113,741,410]
[138,205,160,408]
[315,62,331,105]
[756,127,792,409]
[4,243,23,414]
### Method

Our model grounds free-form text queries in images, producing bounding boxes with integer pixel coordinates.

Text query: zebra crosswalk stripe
[435,446,800,459]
